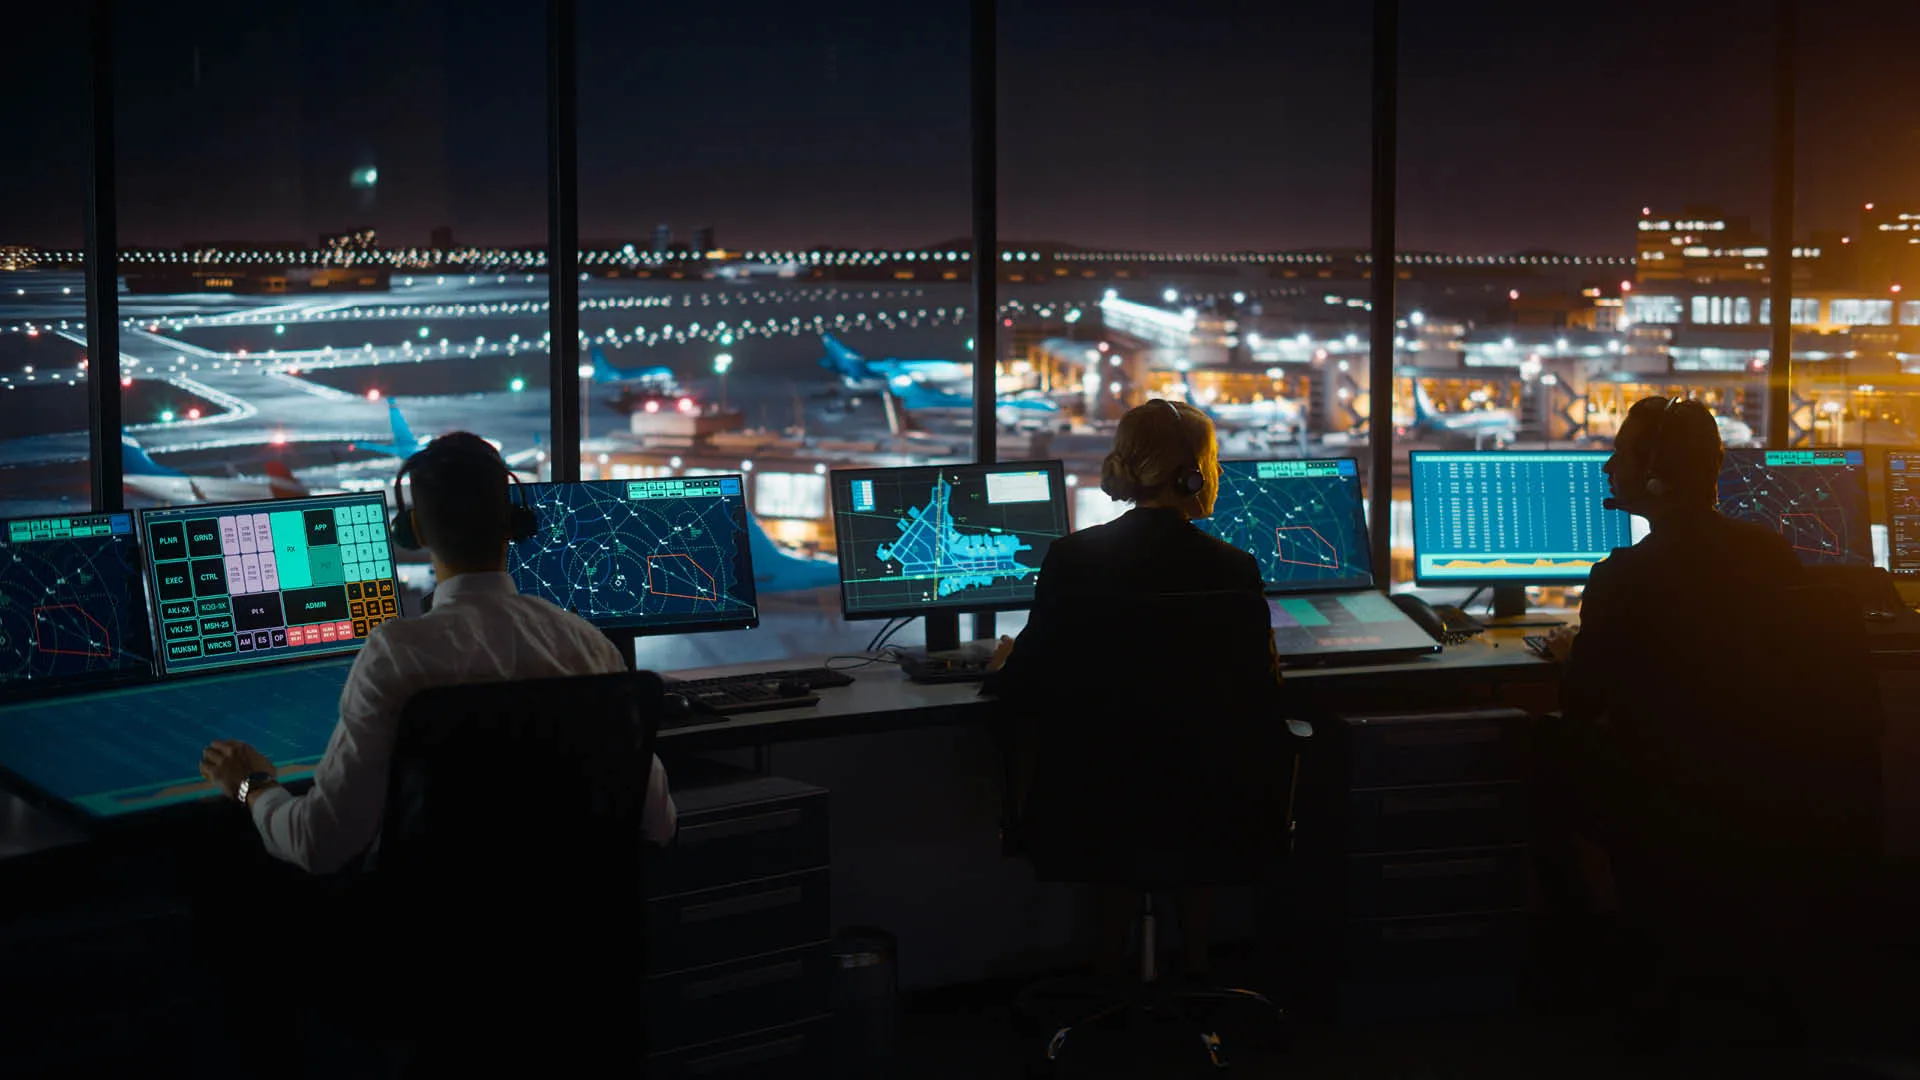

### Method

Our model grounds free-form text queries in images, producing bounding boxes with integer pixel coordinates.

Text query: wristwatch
[236,771,277,805]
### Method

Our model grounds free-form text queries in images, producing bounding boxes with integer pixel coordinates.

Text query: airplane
[746,512,840,592]
[882,375,1066,431]
[819,333,969,392]
[354,400,425,460]
[1408,381,1519,446]
[588,347,675,387]
[1179,382,1302,435]
[1714,413,1755,447]
[122,435,309,503]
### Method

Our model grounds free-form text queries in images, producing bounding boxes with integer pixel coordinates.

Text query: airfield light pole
[714,353,733,413]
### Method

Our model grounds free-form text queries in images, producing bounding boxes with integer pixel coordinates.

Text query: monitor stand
[894,611,996,683]
[1484,586,1567,628]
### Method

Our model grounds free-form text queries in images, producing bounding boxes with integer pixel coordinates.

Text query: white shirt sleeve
[250,634,403,874]
[587,631,676,845]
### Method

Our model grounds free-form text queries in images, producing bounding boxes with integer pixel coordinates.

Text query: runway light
[418,326,430,338]
[669,456,683,468]
[813,463,827,475]
[160,410,175,423]
[120,375,132,387]
[644,400,660,414]
[509,377,526,393]
[274,325,285,335]
[270,430,287,446]
[187,408,201,420]
[366,388,382,402]
[676,397,696,415]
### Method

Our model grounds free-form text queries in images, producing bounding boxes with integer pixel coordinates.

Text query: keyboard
[661,666,857,722]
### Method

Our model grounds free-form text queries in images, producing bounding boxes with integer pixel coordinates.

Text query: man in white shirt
[198,431,675,874]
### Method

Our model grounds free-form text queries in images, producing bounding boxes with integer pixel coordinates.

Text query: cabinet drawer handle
[680,809,803,845]
[679,885,805,924]
[683,960,806,1001]
[1379,857,1497,879]
[1378,793,1503,816]
[685,1034,808,1075]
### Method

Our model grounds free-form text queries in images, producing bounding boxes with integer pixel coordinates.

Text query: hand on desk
[1542,626,1578,664]
[200,740,276,803]
[987,634,1016,672]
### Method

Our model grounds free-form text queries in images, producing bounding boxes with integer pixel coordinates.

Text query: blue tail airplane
[356,401,425,460]
[122,435,308,503]
[746,513,840,592]
[819,334,968,391]
[589,347,675,386]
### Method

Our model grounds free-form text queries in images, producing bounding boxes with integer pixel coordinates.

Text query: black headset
[1159,398,1207,496]
[389,435,538,551]
[1640,395,1686,500]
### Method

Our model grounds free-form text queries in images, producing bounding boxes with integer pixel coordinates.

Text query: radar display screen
[508,477,759,635]
[0,513,154,697]
[832,461,1070,619]
[1718,449,1873,568]
[1195,458,1373,593]
[1410,451,1632,584]
[138,492,399,677]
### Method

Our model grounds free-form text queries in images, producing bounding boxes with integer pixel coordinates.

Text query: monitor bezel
[830,459,1069,622]
[1408,449,1628,588]
[0,512,158,702]
[1201,456,1373,595]
[1888,448,1920,579]
[137,491,400,679]
[508,475,761,637]
[1718,446,1875,568]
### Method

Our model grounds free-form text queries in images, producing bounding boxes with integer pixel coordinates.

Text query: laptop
[1193,459,1441,667]
[0,511,157,704]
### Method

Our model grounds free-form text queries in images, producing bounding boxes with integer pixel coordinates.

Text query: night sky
[5,0,1919,253]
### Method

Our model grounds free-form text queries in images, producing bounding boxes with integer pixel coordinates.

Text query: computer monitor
[0,512,155,697]
[1890,450,1920,583]
[1717,449,1873,567]
[508,476,759,636]
[138,492,400,677]
[831,461,1070,649]
[1409,450,1634,616]
[1194,458,1373,592]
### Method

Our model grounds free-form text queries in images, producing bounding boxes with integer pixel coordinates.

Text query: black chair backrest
[1010,589,1296,884]
[374,670,663,948]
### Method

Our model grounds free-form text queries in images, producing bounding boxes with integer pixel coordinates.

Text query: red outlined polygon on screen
[1274,526,1341,570]
[646,554,716,601]
[33,604,112,657]
[1781,513,1842,557]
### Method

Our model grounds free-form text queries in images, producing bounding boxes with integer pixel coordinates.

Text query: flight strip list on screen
[834,462,1070,618]
[1891,451,1920,578]
[0,512,154,693]
[508,476,758,634]
[1196,458,1372,592]
[1410,451,1632,583]
[139,493,399,676]
[1717,449,1873,567]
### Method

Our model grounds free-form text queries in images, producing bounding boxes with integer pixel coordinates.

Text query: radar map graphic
[0,515,151,687]
[1195,460,1371,590]
[837,467,1065,614]
[1717,450,1872,567]
[508,478,756,631]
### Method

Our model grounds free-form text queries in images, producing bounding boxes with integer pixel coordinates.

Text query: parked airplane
[746,513,840,592]
[819,334,968,392]
[1179,383,1302,435]
[589,347,675,386]
[1408,382,1519,446]
[353,401,425,460]
[1714,413,1756,447]
[122,436,309,503]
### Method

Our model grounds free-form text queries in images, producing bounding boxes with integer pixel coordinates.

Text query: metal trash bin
[832,926,897,1079]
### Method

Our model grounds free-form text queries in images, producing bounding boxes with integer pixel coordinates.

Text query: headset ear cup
[390,510,417,550]
[1645,477,1668,498]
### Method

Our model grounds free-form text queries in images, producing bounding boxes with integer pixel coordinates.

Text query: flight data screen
[1718,449,1873,568]
[509,477,758,634]
[139,493,399,677]
[833,461,1070,618]
[1195,459,1373,593]
[1267,590,1440,664]
[0,513,154,695]
[1890,451,1920,579]
[1410,451,1632,584]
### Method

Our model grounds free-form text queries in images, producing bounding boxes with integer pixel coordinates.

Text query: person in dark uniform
[985,398,1286,979]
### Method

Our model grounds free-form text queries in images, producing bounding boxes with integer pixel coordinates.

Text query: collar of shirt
[431,571,519,608]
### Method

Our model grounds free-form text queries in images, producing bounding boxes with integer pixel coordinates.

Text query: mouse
[774,678,812,698]
[1390,593,1449,642]
[1866,610,1896,622]
[662,692,695,715]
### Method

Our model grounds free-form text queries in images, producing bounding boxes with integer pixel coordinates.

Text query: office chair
[994,590,1310,1073]
[333,670,665,1072]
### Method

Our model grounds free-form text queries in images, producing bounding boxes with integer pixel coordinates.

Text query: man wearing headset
[199,432,676,873]
[1542,395,1800,721]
